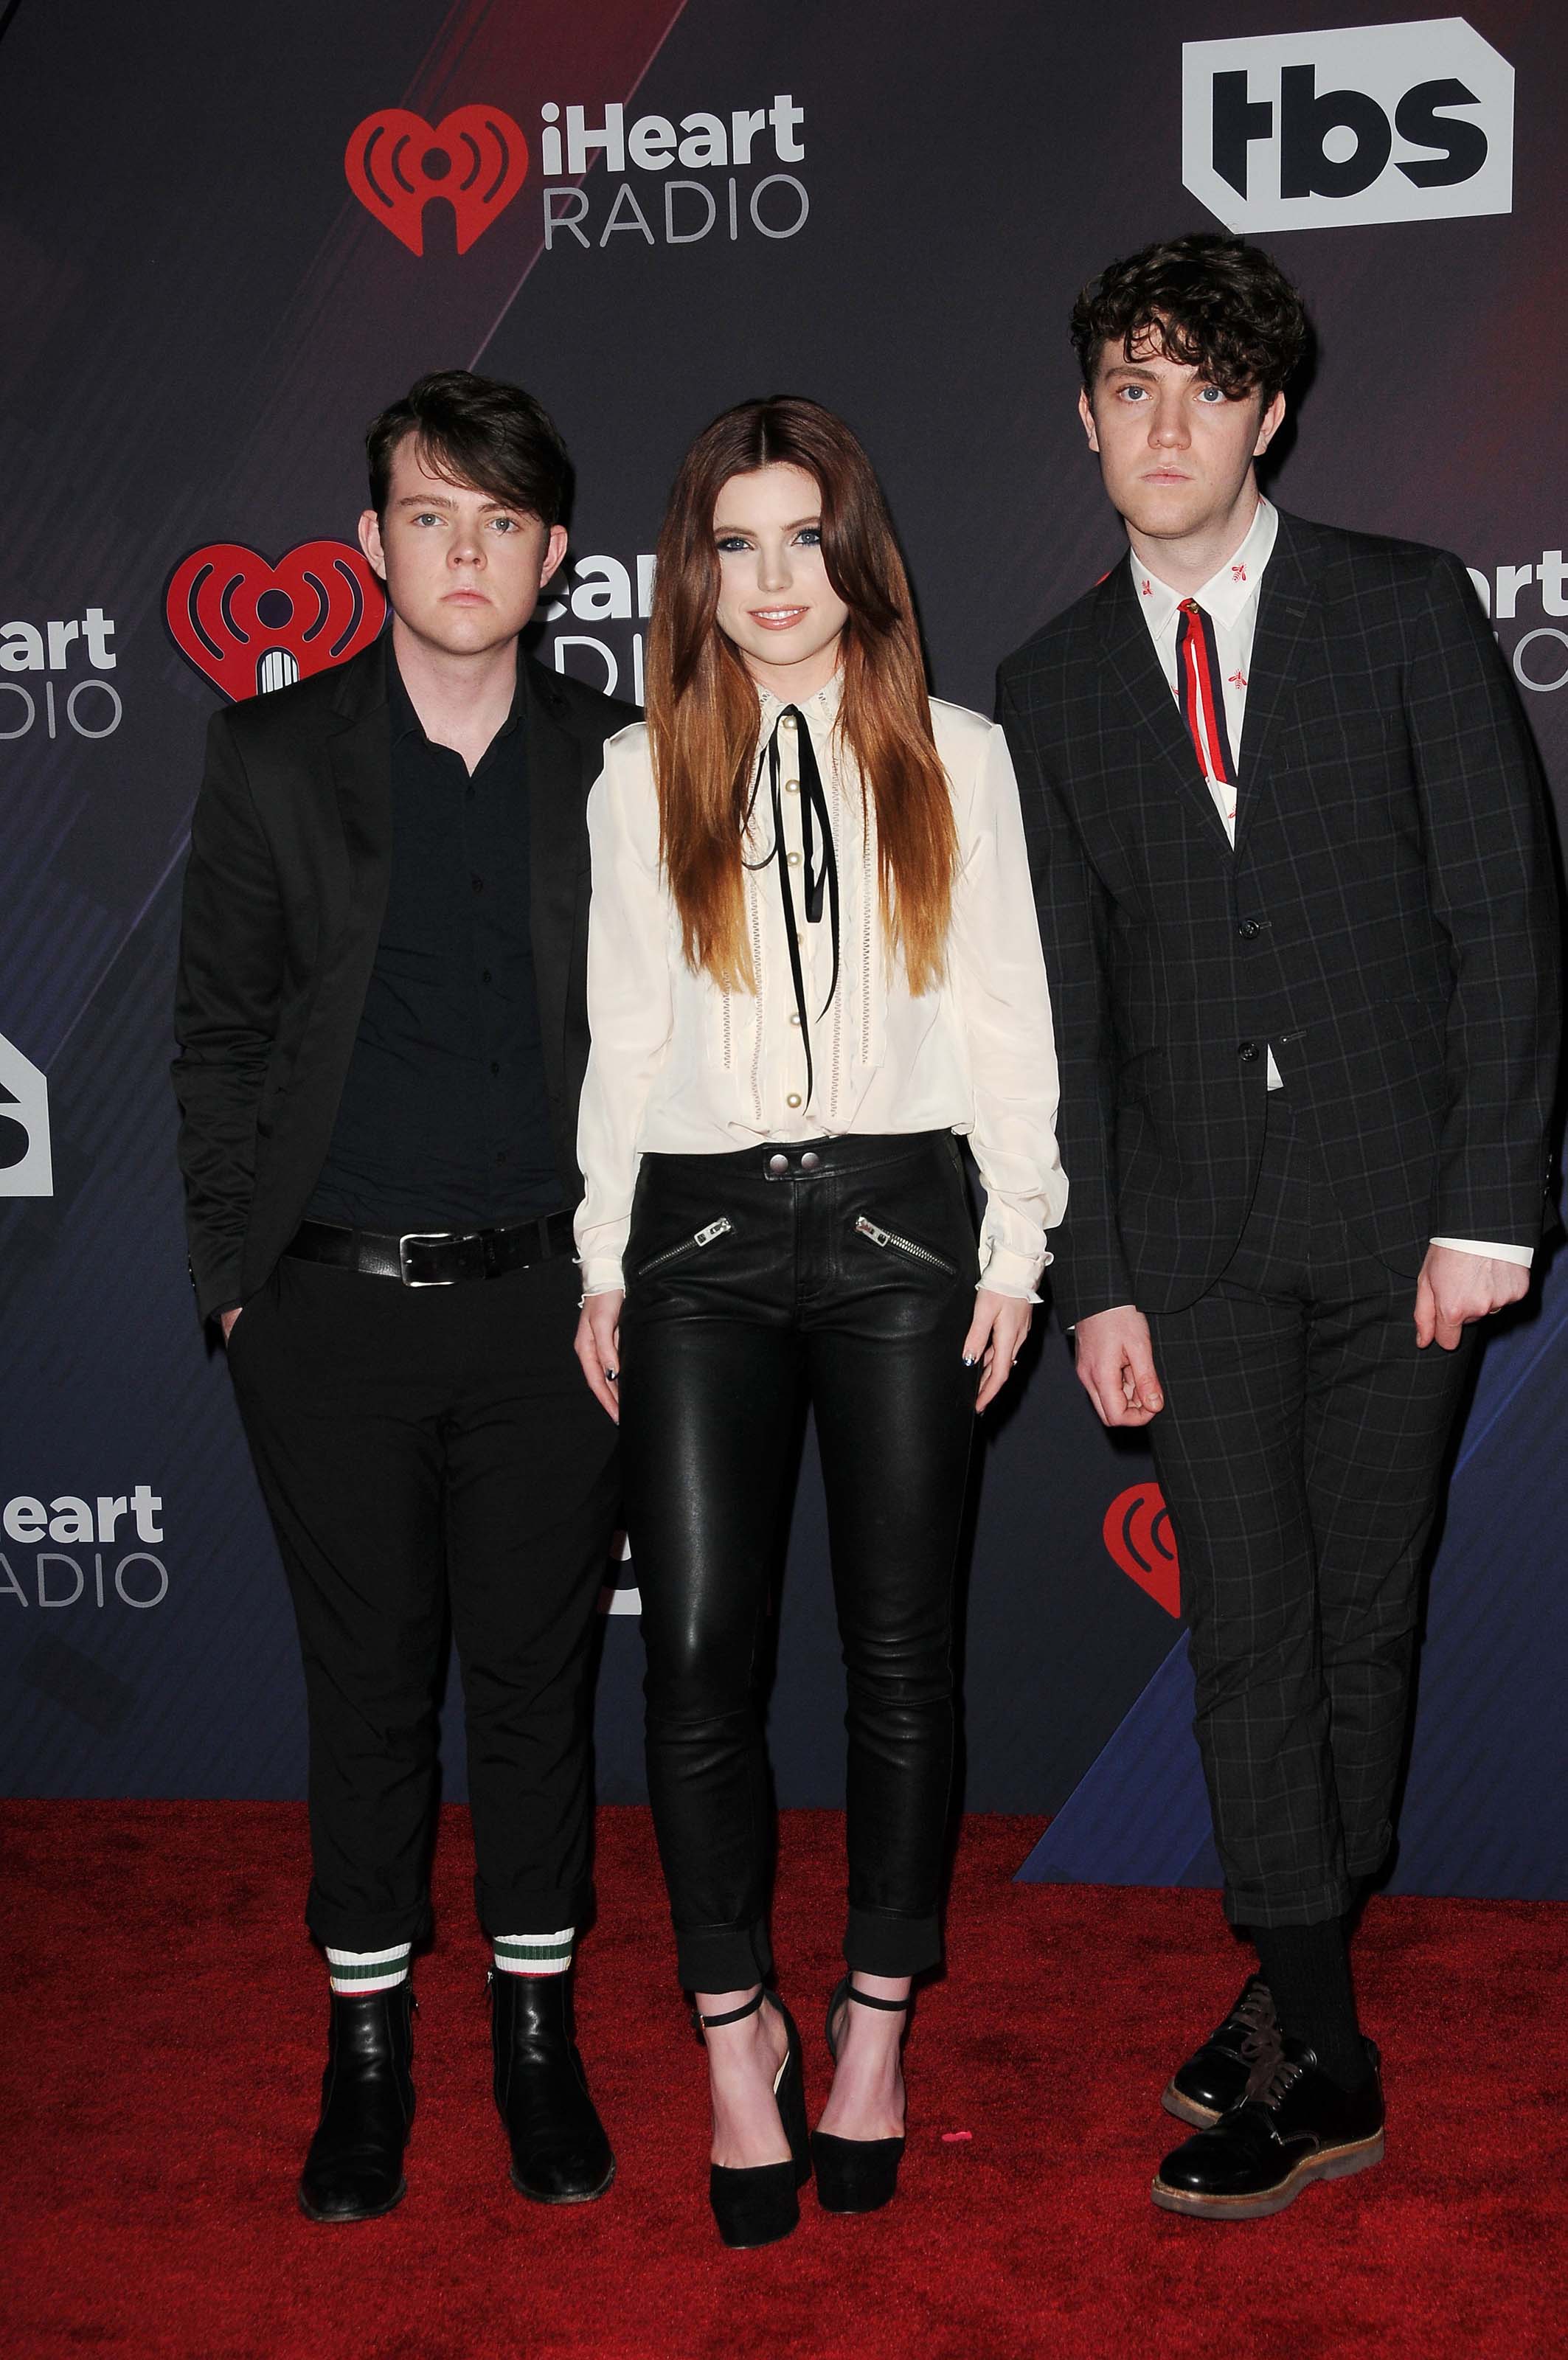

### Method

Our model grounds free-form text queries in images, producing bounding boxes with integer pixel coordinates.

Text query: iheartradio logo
[345,106,530,254]
[165,542,386,703]
[1103,1482,1181,1618]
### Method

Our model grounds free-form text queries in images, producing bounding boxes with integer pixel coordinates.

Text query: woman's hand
[962,1288,1033,1413]
[575,1290,625,1423]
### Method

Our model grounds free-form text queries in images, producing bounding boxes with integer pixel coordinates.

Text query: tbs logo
[1183,18,1513,232]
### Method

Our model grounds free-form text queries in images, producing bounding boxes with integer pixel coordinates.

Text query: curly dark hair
[1071,233,1308,403]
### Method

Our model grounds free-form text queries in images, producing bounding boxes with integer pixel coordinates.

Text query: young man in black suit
[174,372,636,2221]
[999,237,1558,2218]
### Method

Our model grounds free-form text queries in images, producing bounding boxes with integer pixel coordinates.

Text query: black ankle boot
[490,1968,615,2203]
[810,1978,909,2215]
[298,1983,415,2224]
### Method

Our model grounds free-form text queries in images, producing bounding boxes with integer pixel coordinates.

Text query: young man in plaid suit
[999,235,1558,2218]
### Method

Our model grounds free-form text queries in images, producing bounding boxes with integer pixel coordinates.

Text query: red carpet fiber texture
[3,1802,1566,2360]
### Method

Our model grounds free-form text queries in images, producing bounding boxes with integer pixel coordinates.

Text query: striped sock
[493,1926,575,1978]
[326,1942,412,1996]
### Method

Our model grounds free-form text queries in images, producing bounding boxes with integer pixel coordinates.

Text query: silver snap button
[786,1093,802,1109]
[799,1150,821,1172]
[768,1152,789,1175]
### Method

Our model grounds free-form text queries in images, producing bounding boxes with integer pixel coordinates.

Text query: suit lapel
[522,659,586,1108]
[1232,510,1325,857]
[1097,559,1233,858]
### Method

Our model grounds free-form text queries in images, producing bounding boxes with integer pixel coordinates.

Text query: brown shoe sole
[1161,2080,1223,2128]
[1150,2130,1384,2220]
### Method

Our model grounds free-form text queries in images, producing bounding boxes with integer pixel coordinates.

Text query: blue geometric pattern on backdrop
[1019,1264,1568,1901]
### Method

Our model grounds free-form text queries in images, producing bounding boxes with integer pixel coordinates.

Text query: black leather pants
[619,1131,979,1992]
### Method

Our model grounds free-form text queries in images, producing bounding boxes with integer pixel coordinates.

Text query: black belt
[285,1210,575,1288]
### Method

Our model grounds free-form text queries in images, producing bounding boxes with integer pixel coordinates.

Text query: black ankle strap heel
[811,1977,910,2216]
[694,1988,812,2250]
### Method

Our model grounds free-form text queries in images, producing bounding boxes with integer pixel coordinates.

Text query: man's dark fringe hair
[366,369,572,524]
[1071,233,1308,403]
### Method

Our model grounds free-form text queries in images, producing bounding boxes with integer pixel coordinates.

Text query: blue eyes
[715,527,822,552]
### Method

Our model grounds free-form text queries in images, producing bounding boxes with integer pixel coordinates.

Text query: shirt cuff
[1429,1237,1534,1269]
[576,1260,626,1295]
[977,1241,1050,1302]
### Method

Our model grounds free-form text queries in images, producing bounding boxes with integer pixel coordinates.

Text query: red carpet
[3,1803,1565,2360]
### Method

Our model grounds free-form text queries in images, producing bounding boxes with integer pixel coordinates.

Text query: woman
[574,398,1066,2247]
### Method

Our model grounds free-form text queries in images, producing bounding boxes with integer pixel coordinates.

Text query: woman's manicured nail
[962,1355,977,1367]
[606,1369,618,1382]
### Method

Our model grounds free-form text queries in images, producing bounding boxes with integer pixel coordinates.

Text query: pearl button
[789,1011,802,1026]
[768,1152,790,1175]
[781,715,797,732]
[799,1150,821,1171]
[786,1092,802,1108]
[786,850,802,867]
[785,777,800,794]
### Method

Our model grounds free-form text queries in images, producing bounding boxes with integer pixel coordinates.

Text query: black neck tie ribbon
[743,706,840,1111]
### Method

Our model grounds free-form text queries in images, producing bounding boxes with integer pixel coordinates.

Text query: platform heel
[695,1988,812,2249]
[810,1978,909,2215]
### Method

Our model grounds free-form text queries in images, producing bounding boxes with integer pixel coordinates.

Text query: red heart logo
[1103,1482,1181,1617]
[165,541,386,704]
[345,106,530,255]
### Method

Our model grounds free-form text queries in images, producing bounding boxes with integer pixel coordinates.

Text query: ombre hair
[645,396,957,997]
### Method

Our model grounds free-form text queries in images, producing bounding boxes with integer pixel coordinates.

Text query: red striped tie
[1175,598,1236,788]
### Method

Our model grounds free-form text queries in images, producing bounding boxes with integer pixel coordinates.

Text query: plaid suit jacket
[997,507,1560,1326]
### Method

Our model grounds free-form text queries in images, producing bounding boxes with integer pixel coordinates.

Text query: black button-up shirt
[307,648,560,1231]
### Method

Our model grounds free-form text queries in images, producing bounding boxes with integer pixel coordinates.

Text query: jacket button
[768,1153,790,1175]
[1237,919,1262,940]
[1238,1041,1259,1062]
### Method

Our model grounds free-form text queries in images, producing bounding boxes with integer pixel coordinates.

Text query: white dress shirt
[575,673,1069,1297]
[1131,498,1528,1269]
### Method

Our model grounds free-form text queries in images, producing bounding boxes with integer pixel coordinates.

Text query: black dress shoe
[1163,1973,1281,2127]
[695,1988,813,2250]
[298,1983,415,2223]
[810,1978,909,2215]
[490,1968,615,2203]
[1152,2037,1384,2219]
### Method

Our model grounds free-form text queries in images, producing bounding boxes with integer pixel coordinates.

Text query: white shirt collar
[1128,496,1279,641]
[756,665,844,728]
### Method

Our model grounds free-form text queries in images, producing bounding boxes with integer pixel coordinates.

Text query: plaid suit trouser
[1148,1092,1475,1928]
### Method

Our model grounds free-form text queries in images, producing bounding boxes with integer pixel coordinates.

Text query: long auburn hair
[645,396,957,997]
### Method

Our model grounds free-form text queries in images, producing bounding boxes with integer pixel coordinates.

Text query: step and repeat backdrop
[2,1,1564,1895]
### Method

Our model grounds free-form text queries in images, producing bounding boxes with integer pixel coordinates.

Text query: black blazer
[173,637,638,1325]
[998,508,1560,1326]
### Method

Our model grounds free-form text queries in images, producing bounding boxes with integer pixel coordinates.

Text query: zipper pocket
[636,1217,733,1278]
[853,1215,956,1275]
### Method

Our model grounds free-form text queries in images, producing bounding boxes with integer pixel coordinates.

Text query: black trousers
[1148,1095,1474,1930]
[228,1249,620,1953]
[620,1131,978,1991]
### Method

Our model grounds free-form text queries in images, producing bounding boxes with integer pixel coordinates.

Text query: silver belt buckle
[398,1229,463,1287]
